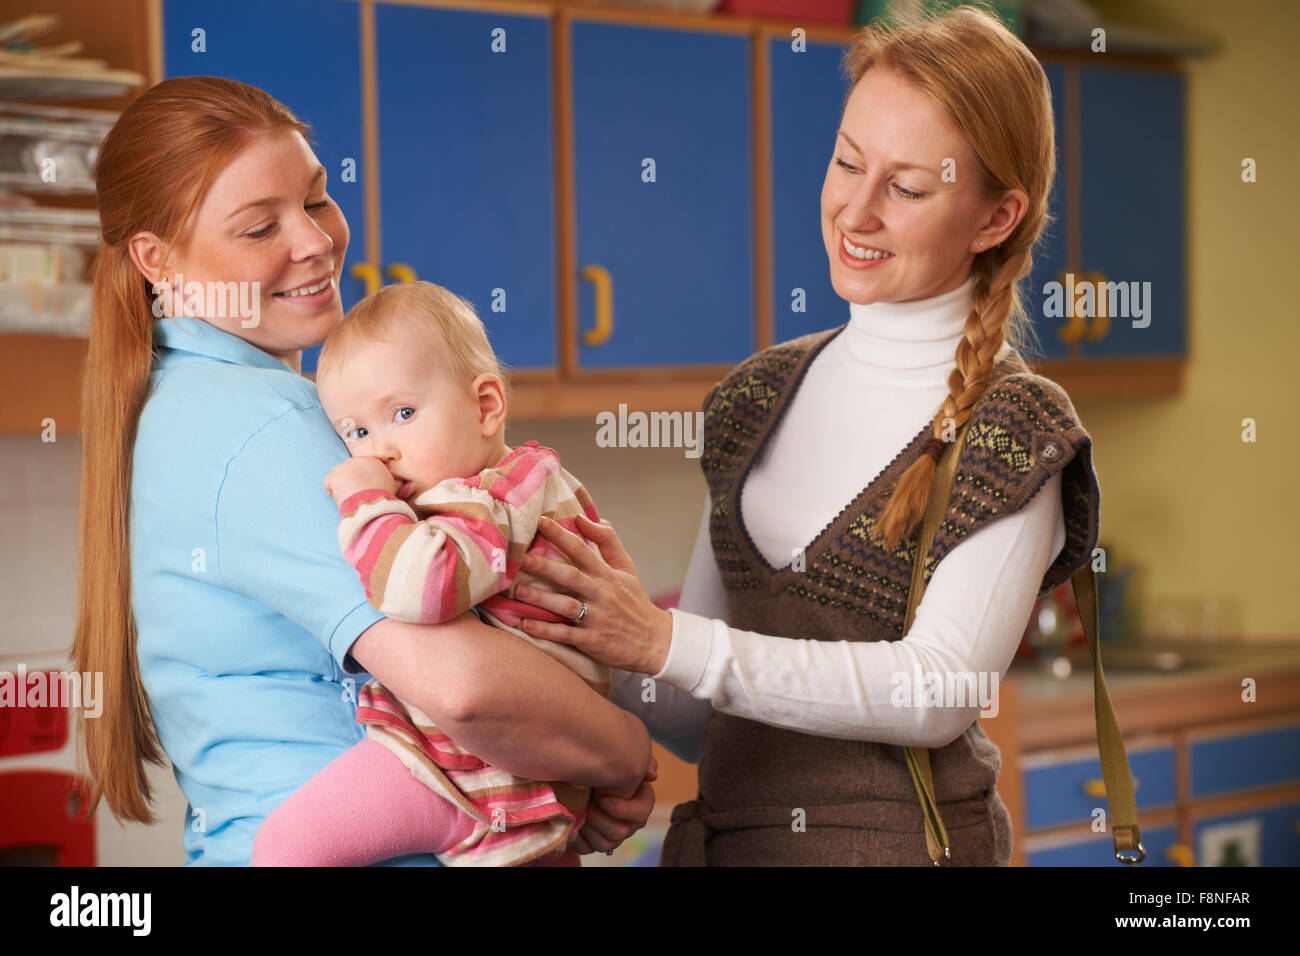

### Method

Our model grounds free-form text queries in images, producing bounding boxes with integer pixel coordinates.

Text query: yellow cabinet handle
[579,264,614,347]
[1084,776,1138,797]
[386,263,417,284]
[1055,269,1111,344]
[1056,270,1087,346]
[1083,269,1110,342]
[1165,844,1195,867]
[349,262,381,296]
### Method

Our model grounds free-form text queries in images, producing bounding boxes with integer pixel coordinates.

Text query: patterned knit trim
[923,371,1100,597]
[700,327,843,592]
[699,331,1102,637]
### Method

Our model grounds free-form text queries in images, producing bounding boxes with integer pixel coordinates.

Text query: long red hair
[75,76,308,823]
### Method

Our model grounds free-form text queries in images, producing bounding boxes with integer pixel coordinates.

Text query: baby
[251,280,608,867]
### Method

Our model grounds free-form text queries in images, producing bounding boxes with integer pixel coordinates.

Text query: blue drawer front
[1027,823,1178,866]
[1190,723,1300,798]
[1024,746,1175,830]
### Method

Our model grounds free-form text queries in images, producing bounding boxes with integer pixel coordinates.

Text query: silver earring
[978,241,985,247]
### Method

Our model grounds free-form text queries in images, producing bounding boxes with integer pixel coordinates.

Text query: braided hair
[842,6,1057,550]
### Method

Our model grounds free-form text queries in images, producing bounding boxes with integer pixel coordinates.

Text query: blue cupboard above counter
[373,4,559,373]
[568,19,756,370]
[148,0,1191,422]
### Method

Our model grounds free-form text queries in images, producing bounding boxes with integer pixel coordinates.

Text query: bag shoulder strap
[901,424,967,865]
[1073,562,1145,862]
[902,424,1145,866]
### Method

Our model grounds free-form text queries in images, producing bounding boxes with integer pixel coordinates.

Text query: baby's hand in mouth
[324,456,401,503]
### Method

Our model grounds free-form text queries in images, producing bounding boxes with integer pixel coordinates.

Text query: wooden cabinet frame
[1,0,1189,430]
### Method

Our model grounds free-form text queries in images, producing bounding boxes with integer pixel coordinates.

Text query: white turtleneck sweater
[609,277,1067,762]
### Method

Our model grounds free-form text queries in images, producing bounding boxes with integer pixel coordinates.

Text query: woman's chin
[264,300,344,343]
[831,274,891,306]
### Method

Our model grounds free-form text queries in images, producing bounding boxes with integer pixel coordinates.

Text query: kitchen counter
[994,639,1300,749]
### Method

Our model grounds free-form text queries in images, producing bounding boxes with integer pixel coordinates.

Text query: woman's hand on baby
[515,514,673,676]
[573,754,658,856]
[324,455,399,504]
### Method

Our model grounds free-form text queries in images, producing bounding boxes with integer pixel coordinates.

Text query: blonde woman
[73,76,654,866]
[513,8,1101,865]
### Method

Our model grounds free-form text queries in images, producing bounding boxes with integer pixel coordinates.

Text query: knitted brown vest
[660,326,1101,867]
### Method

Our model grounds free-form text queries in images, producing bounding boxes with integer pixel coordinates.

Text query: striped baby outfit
[338,440,610,866]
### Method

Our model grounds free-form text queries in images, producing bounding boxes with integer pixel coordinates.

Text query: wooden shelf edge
[0,334,87,436]
[508,377,716,420]
[0,333,1190,433]
[1030,355,1185,401]
[1011,666,1300,752]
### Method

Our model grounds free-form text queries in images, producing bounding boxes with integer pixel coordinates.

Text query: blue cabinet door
[1076,66,1186,357]
[374,3,557,371]
[768,36,849,344]
[570,21,754,368]
[1024,63,1069,361]
[161,0,368,374]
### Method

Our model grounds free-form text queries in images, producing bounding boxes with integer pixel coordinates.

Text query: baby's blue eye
[395,406,415,422]
[342,424,368,443]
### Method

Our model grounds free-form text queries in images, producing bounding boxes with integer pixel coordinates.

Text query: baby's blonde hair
[318,281,510,403]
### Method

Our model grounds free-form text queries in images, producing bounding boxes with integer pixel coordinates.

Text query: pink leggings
[251,736,579,867]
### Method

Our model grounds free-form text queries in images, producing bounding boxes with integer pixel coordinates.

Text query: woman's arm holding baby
[348,613,650,794]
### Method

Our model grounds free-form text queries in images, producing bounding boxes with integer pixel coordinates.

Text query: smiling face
[129,127,348,370]
[317,330,503,499]
[821,65,1014,305]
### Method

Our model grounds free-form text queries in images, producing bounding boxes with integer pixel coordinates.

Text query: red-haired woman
[73,76,654,866]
